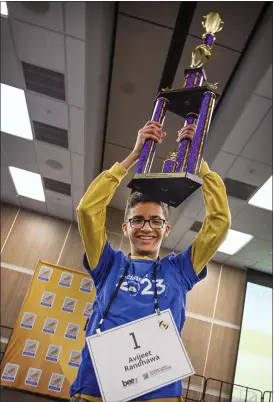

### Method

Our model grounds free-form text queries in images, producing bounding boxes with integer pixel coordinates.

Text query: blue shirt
[70,242,207,399]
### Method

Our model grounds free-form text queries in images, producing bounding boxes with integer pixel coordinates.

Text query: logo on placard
[62,297,77,313]
[80,278,93,293]
[20,313,37,329]
[43,318,58,335]
[48,373,65,392]
[25,368,42,387]
[40,292,56,308]
[22,340,39,357]
[68,351,82,368]
[65,323,80,340]
[1,364,19,382]
[158,320,169,330]
[58,272,73,288]
[83,302,93,318]
[37,266,53,282]
[45,345,62,363]
[122,378,138,387]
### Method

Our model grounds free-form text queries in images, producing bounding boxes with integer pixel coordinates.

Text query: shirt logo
[37,266,53,282]
[48,373,65,392]
[83,302,93,318]
[58,272,73,288]
[40,291,56,308]
[22,340,39,358]
[68,351,82,368]
[65,323,80,340]
[80,278,93,293]
[25,368,42,387]
[20,313,36,330]
[1,363,19,382]
[62,297,77,313]
[43,318,58,334]
[45,345,62,363]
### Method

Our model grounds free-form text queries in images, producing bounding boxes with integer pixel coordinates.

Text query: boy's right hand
[131,121,166,158]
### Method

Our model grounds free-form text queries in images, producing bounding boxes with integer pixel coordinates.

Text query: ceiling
[1,2,272,274]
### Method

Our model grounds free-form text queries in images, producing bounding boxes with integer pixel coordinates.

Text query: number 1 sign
[86,309,194,402]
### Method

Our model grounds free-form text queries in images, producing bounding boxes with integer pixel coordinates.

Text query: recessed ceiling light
[1,83,33,140]
[218,229,253,255]
[248,176,272,211]
[1,1,8,16]
[9,167,45,202]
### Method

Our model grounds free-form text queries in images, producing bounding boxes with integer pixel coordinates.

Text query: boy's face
[122,202,171,259]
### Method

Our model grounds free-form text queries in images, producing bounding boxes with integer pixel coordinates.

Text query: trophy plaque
[128,12,224,207]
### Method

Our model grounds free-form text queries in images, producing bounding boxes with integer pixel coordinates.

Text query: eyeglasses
[128,217,166,229]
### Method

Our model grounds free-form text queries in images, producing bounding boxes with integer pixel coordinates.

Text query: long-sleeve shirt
[70,160,231,401]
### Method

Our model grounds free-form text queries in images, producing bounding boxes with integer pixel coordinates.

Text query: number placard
[86,309,194,402]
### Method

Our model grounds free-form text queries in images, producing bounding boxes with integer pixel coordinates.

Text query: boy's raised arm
[191,160,231,274]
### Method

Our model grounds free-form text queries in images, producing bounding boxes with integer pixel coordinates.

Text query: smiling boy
[70,121,231,402]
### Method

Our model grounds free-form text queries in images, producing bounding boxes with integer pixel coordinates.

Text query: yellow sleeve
[191,161,231,274]
[77,162,128,269]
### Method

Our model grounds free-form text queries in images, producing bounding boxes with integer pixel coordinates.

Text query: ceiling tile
[155,111,185,160]
[254,64,272,99]
[210,151,237,179]
[231,204,272,238]
[211,251,229,264]
[65,2,86,40]
[226,156,272,188]
[26,92,68,130]
[175,230,197,253]
[173,35,240,95]
[71,153,84,187]
[225,256,254,270]
[222,94,272,155]
[45,189,72,209]
[66,37,85,108]
[188,2,264,52]
[69,107,85,154]
[241,107,272,166]
[1,133,39,173]
[71,184,84,212]
[105,15,172,150]
[1,16,25,89]
[19,196,47,215]
[236,237,272,261]
[226,197,246,219]
[47,203,73,222]
[167,215,194,245]
[255,222,273,242]
[180,188,204,220]
[8,2,63,32]
[34,140,71,183]
[250,263,272,275]
[119,2,179,28]
[11,20,65,72]
[1,166,20,206]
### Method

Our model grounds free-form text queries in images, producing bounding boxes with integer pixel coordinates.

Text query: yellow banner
[1,260,96,399]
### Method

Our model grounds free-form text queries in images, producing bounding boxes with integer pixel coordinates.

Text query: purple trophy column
[162,158,177,173]
[183,69,205,89]
[136,97,168,174]
[203,33,215,47]
[186,91,216,175]
[174,113,198,173]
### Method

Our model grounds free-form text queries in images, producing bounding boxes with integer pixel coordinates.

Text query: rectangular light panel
[1,1,8,16]
[9,167,45,202]
[248,176,272,211]
[218,229,253,255]
[1,83,33,139]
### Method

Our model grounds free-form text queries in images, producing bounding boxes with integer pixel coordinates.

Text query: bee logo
[68,351,82,367]
[65,323,80,340]
[62,297,77,313]
[23,340,39,357]
[38,266,53,282]
[40,292,56,308]
[59,272,74,288]
[45,345,62,362]
[25,368,42,387]
[159,320,169,330]
[48,373,65,392]
[43,318,58,334]
[80,278,93,293]
[20,313,37,329]
[1,364,19,382]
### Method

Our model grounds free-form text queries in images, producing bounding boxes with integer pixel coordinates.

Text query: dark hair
[124,192,169,221]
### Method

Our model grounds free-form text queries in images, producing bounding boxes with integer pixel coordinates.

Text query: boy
[70,121,231,402]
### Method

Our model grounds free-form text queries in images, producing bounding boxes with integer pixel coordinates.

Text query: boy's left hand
[177,123,196,142]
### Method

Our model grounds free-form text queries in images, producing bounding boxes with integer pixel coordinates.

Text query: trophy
[128,12,224,207]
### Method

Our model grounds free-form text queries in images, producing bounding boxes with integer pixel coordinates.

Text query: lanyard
[96,254,160,335]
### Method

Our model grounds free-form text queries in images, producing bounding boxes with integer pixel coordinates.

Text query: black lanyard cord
[96,255,160,335]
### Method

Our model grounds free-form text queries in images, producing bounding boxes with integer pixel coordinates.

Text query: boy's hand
[131,121,166,158]
[177,123,196,142]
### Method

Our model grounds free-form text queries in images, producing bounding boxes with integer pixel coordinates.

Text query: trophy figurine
[128,12,224,207]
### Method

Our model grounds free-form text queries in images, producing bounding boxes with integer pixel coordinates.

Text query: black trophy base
[127,172,202,208]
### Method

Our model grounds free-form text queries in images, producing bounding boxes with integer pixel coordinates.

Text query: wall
[1,202,247,400]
